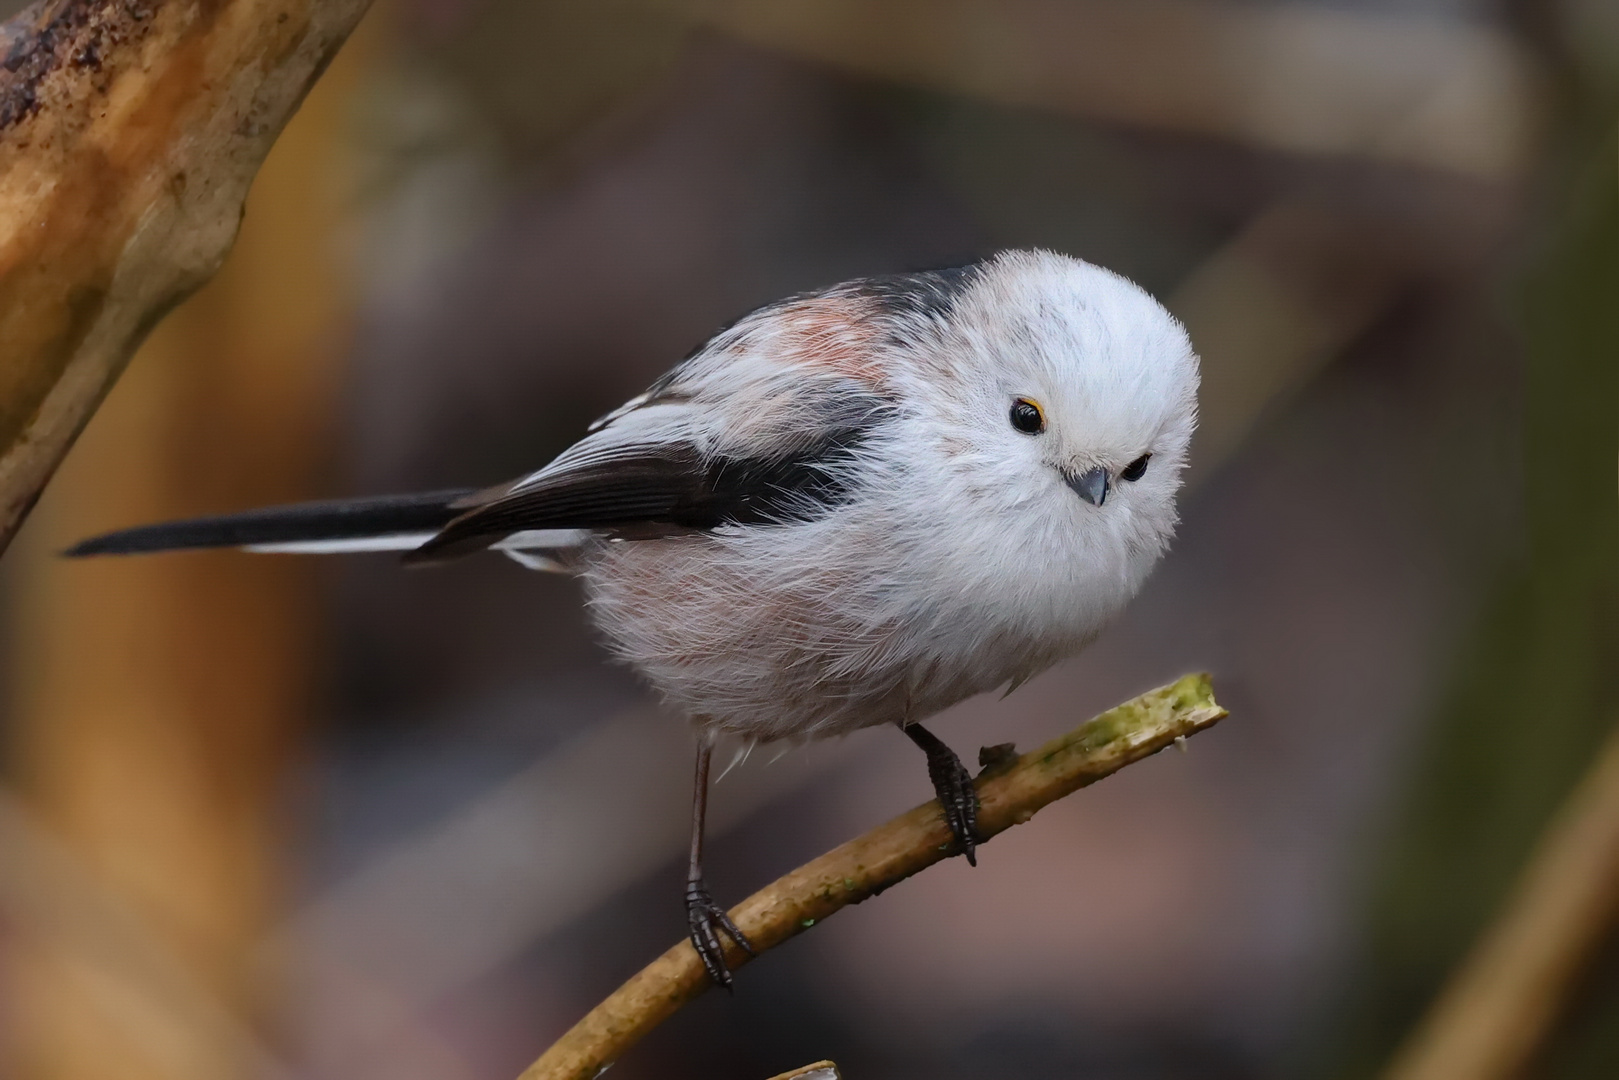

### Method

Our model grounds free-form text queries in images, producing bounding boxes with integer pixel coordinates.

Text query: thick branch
[519,674,1227,1080]
[0,0,373,557]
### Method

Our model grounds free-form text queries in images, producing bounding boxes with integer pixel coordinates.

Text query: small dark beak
[1067,466,1110,506]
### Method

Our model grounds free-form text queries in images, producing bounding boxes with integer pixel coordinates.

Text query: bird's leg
[685,739,755,989]
[903,722,980,866]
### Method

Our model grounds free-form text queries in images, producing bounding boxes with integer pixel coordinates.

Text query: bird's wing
[408,374,890,562]
[409,283,906,563]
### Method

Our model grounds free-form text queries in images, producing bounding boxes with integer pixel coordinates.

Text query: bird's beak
[1067,466,1109,506]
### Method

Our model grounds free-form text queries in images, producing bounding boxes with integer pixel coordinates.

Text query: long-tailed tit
[69,249,1200,987]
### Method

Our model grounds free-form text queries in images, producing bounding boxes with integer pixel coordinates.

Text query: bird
[66,248,1200,988]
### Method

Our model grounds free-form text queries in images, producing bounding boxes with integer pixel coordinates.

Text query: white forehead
[945,250,1198,446]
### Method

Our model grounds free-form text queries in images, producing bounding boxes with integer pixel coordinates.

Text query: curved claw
[686,881,755,990]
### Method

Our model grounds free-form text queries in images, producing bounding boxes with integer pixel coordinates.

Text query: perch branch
[1383,717,1619,1080]
[0,0,374,557]
[518,673,1227,1080]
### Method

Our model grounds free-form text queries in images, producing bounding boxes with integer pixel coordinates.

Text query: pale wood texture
[765,1063,841,1080]
[0,0,374,558]
[519,675,1227,1080]
[1382,718,1619,1080]
[3,8,373,1077]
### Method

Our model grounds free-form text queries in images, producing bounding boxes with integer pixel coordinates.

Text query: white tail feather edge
[244,533,436,554]
[244,527,590,570]
[494,529,590,573]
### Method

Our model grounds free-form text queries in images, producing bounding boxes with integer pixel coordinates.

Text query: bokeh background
[0,0,1615,1078]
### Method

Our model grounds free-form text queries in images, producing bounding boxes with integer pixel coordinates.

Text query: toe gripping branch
[904,723,981,865]
[685,879,756,991]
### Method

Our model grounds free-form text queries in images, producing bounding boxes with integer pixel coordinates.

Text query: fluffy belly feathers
[582,532,1056,742]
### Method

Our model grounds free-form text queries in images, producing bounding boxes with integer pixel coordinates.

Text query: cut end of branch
[764,1062,840,1080]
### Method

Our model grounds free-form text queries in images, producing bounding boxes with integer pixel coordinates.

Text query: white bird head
[903,250,1198,562]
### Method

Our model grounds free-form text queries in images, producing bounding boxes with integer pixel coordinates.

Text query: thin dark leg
[904,723,980,866]
[685,740,755,989]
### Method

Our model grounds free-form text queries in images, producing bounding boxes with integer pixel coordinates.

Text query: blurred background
[0,0,1614,1077]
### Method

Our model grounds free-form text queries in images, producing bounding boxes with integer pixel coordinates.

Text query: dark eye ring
[1121,453,1151,482]
[1009,398,1045,435]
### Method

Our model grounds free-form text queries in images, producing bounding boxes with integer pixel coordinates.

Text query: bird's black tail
[63,489,476,557]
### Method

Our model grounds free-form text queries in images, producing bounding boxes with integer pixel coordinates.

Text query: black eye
[1009,398,1045,435]
[1120,454,1151,482]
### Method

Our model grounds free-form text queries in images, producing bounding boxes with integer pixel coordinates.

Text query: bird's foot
[685,880,755,990]
[920,735,981,866]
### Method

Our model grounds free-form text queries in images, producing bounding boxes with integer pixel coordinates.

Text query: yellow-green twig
[519,673,1228,1080]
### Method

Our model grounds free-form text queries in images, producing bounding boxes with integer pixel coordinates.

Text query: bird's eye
[1120,454,1151,482]
[1009,398,1045,435]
